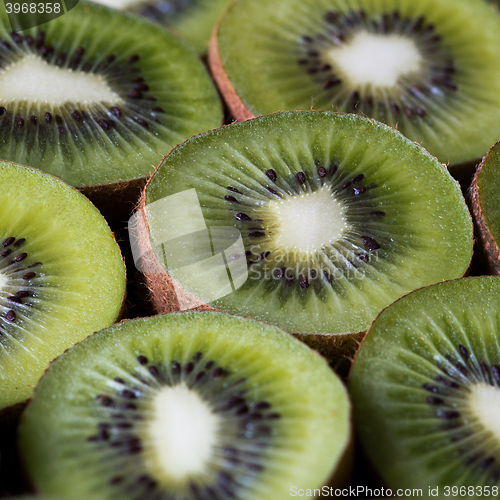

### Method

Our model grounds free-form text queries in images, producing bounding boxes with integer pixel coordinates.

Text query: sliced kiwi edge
[18,310,354,498]
[470,140,500,274]
[133,111,473,375]
[0,2,223,225]
[348,275,500,491]
[135,169,365,375]
[209,21,255,122]
[0,161,127,409]
[209,0,500,170]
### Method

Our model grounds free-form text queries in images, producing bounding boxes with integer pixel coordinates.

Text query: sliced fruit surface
[91,0,233,54]
[471,140,500,273]
[0,162,126,409]
[0,1,221,187]
[350,276,500,491]
[211,0,500,165]
[143,111,473,335]
[19,311,351,499]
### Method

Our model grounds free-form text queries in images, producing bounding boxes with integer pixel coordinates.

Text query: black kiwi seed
[235,213,252,221]
[137,355,148,366]
[423,383,439,393]
[266,169,277,182]
[361,236,381,251]
[295,171,306,184]
[2,236,14,247]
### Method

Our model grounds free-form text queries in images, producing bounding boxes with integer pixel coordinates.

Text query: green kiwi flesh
[142,111,473,336]
[0,162,125,409]
[19,311,351,499]
[92,0,233,54]
[350,276,500,491]
[210,0,500,166]
[0,1,221,188]
[471,140,500,273]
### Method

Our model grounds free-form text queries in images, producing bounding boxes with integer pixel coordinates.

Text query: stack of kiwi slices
[91,0,232,54]
[18,312,351,499]
[138,111,473,352]
[350,276,500,492]
[0,162,126,410]
[0,1,221,222]
[470,140,500,274]
[210,0,500,167]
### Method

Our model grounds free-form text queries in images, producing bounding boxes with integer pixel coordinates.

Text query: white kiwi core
[468,383,500,439]
[326,31,423,88]
[0,54,123,106]
[266,185,349,254]
[0,272,8,294]
[147,382,221,481]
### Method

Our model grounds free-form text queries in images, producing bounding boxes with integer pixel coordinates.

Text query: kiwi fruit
[350,276,500,492]
[19,311,352,499]
[209,0,500,167]
[470,140,500,274]
[0,1,221,223]
[137,111,472,346]
[91,0,233,54]
[0,161,126,410]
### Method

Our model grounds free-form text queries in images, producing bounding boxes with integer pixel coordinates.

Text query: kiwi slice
[19,311,351,499]
[210,0,500,166]
[349,276,500,491]
[0,162,126,409]
[138,111,473,339]
[0,2,221,192]
[92,0,232,54]
[471,140,500,274]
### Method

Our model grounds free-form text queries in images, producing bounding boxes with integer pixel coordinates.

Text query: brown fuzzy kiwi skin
[80,177,149,232]
[0,402,33,497]
[470,142,500,274]
[208,21,255,122]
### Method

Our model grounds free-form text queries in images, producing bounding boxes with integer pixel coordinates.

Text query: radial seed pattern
[213,0,500,164]
[19,312,350,500]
